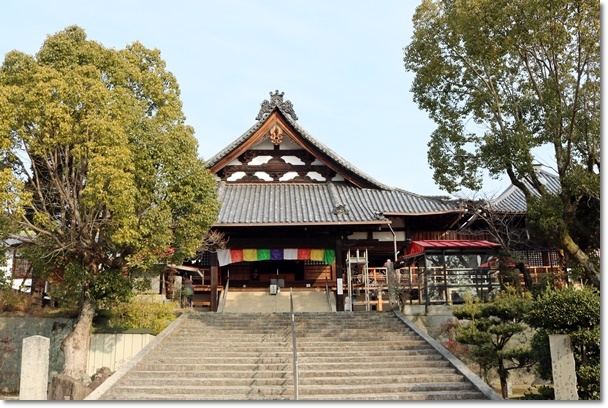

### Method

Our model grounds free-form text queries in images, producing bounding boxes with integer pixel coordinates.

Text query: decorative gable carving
[256,90,299,121]
[218,146,338,183]
[209,91,383,189]
[269,124,283,145]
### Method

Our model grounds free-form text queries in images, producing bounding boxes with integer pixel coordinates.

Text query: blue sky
[1,0,559,198]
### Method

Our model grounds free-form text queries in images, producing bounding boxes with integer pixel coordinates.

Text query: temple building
[174,91,513,311]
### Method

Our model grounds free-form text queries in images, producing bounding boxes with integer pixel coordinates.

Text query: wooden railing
[350,266,563,307]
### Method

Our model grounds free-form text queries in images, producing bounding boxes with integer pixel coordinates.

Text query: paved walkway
[223,289,334,313]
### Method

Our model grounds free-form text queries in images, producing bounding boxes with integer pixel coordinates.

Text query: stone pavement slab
[223,289,332,313]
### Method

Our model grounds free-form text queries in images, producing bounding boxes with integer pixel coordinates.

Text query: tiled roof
[207,92,464,227]
[214,182,462,226]
[205,120,265,169]
[491,170,561,213]
[205,106,391,190]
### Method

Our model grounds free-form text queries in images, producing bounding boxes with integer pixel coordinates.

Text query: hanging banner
[217,248,336,267]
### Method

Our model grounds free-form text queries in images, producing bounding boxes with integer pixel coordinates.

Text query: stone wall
[0,317,75,394]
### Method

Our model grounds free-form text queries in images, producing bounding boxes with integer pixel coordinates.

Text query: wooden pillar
[335,239,344,311]
[210,252,218,311]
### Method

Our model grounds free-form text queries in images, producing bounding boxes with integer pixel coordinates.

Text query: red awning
[397,240,502,264]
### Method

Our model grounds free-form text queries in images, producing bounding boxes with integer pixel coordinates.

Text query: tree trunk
[498,361,509,399]
[61,296,96,380]
[561,233,600,289]
[500,377,508,399]
[516,262,533,291]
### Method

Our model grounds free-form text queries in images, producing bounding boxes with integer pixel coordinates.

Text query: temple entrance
[255,260,305,284]
[220,259,332,289]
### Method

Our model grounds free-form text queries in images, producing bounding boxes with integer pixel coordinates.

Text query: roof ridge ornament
[256,90,299,121]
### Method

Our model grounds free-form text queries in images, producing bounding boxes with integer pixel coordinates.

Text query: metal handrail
[289,288,299,400]
[325,276,332,311]
[217,277,229,313]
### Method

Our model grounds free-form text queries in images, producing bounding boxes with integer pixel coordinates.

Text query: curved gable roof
[206,91,464,227]
[205,93,389,190]
[491,169,561,213]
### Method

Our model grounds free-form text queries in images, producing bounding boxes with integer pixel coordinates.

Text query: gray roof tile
[491,170,561,213]
[215,182,461,226]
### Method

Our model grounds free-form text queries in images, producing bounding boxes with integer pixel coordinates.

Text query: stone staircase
[87,311,500,400]
[295,312,487,400]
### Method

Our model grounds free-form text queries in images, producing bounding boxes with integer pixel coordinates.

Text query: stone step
[134,358,451,373]
[143,352,444,366]
[164,336,290,343]
[296,334,419,340]
[144,356,293,365]
[101,392,291,401]
[154,347,292,354]
[297,366,460,377]
[102,384,294,397]
[153,348,437,358]
[102,382,482,400]
[91,311,493,401]
[297,360,453,370]
[296,345,434,352]
[176,325,291,336]
[158,344,433,353]
[150,350,294,358]
[298,381,477,395]
[117,377,294,387]
[296,339,429,346]
[123,366,460,379]
[300,352,440,361]
[134,362,293,372]
[101,390,485,401]
[124,370,293,379]
[299,390,487,401]
[298,373,466,384]
[169,330,290,336]
[117,373,466,387]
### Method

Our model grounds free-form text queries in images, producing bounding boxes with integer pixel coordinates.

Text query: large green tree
[403,0,599,288]
[0,26,219,380]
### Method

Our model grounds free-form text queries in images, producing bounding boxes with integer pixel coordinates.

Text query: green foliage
[520,385,554,400]
[0,25,219,308]
[0,287,33,312]
[0,26,219,377]
[47,262,89,309]
[525,285,600,399]
[47,262,133,310]
[528,328,552,381]
[453,287,534,398]
[101,297,179,335]
[526,285,600,332]
[90,269,134,309]
[403,0,600,288]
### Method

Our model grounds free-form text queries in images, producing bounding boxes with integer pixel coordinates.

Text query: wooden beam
[335,239,344,311]
[210,252,218,311]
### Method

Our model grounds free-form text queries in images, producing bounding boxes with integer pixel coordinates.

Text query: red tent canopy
[396,240,501,265]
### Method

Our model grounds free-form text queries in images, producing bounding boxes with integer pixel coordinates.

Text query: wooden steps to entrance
[88,311,499,400]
